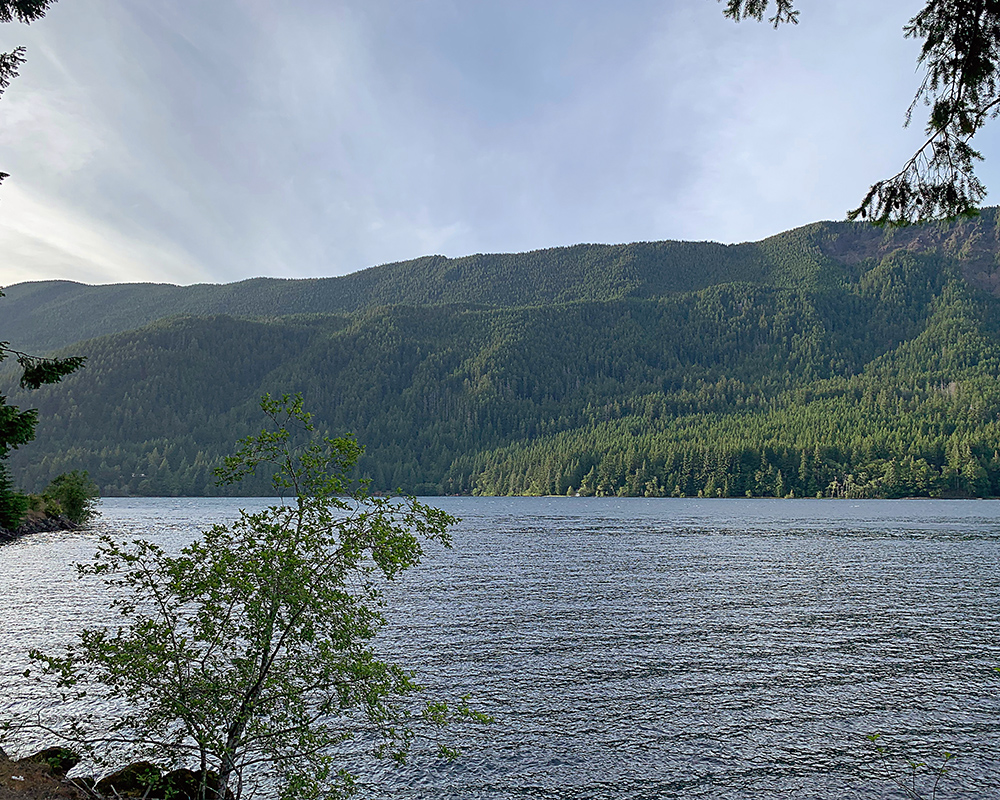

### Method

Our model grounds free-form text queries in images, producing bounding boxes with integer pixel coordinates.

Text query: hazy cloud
[1,0,989,286]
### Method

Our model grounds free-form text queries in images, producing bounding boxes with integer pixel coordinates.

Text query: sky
[0,0,989,287]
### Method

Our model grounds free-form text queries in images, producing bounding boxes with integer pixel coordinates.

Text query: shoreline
[0,514,80,546]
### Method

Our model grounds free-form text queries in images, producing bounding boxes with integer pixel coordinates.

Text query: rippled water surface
[3,497,1000,799]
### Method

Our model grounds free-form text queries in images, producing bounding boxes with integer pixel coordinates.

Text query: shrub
[42,471,99,525]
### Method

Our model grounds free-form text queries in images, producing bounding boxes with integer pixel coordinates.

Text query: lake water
[2,497,1000,799]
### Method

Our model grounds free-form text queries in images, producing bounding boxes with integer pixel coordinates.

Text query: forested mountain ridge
[5,212,1000,498]
[1,237,823,353]
[6,209,1000,354]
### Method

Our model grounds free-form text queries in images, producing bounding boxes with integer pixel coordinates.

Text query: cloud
[0,0,983,286]
[0,183,203,285]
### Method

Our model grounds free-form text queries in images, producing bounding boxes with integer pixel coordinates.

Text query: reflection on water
[2,497,1000,799]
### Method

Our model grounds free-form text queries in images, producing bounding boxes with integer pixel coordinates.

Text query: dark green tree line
[6,237,1000,498]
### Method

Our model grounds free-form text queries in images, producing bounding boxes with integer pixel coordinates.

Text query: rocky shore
[0,747,231,799]
[0,747,87,800]
[0,515,80,546]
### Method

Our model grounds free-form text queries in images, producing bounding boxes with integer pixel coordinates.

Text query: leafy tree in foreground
[27,394,484,800]
[720,0,1000,225]
[866,734,955,800]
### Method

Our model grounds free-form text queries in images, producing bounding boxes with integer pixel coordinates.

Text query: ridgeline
[5,212,1000,498]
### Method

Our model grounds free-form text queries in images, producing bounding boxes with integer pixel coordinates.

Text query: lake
[2,497,999,798]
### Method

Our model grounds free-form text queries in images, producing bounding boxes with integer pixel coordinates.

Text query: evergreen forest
[5,212,1000,499]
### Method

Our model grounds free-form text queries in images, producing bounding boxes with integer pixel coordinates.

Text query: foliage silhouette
[721,0,1000,225]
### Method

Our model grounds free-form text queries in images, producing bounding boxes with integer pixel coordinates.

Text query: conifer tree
[721,0,1000,224]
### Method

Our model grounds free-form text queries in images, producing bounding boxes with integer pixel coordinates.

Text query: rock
[0,515,80,546]
[69,775,96,794]
[94,761,162,797]
[1,755,234,800]
[0,755,90,799]
[158,768,203,799]
[159,768,232,800]
[15,515,80,536]
[90,765,233,800]
[18,748,81,778]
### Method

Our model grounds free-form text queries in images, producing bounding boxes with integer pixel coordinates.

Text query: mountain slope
[2,238,810,353]
[5,234,1000,498]
[8,209,1000,354]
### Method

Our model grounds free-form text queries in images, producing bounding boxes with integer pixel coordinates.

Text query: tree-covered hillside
[5,218,1000,498]
[7,209,1000,354]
